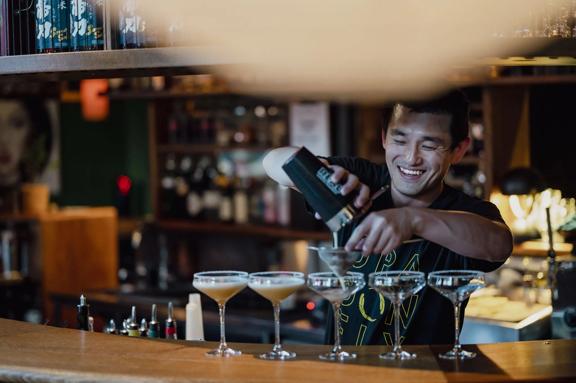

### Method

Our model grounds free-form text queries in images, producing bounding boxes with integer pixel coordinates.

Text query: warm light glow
[80,79,109,122]
[510,195,526,219]
[540,189,552,209]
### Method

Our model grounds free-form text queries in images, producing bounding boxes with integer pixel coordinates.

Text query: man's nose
[404,143,423,165]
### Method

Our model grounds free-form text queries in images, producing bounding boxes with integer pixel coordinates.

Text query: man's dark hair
[382,90,470,149]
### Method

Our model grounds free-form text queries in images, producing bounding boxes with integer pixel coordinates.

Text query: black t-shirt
[324,156,507,346]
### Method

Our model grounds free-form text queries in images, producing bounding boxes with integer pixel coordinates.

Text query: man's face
[382,106,468,201]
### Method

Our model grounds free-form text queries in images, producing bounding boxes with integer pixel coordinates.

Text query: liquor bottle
[166,15,183,47]
[233,176,249,225]
[35,0,69,53]
[4,0,36,55]
[202,159,221,222]
[276,184,291,227]
[70,0,103,51]
[173,156,192,218]
[160,153,177,217]
[249,179,265,225]
[217,173,233,223]
[262,180,277,224]
[167,102,187,144]
[186,156,208,219]
[118,0,146,49]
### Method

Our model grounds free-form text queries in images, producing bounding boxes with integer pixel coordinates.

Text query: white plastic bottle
[185,293,204,341]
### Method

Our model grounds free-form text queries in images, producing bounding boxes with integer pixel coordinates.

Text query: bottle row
[159,153,291,227]
[161,100,288,147]
[500,1,576,38]
[0,0,184,56]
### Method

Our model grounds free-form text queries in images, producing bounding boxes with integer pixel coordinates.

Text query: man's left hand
[345,208,415,257]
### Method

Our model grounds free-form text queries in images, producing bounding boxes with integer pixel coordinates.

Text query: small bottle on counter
[127,306,140,337]
[139,318,148,337]
[147,304,160,338]
[104,319,117,335]
[77,295,90,331]
[119,320,129,336]
[165,302,177,339]
[185,293,204,341]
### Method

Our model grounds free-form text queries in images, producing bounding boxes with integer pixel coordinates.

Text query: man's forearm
[262,146,299,188]
[408,207,513,262]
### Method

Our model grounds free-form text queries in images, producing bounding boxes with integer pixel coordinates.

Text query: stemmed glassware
[193,271,248,357]
[369,271,426,360]
[427,270,486,360]
[248,271,305,360]
[307,271,365,361]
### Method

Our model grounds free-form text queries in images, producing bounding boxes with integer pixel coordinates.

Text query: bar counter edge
[0,318,575,383]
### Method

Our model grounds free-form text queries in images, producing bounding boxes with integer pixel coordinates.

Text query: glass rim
[427,270,485,278]
[309,246,363,255]
[307,271,365,280]
[193,270,249,278]
[369,271,425,279]
[249,271,305,279]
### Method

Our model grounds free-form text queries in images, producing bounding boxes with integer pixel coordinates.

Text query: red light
[306,301,316,311]
[117,175,132,196]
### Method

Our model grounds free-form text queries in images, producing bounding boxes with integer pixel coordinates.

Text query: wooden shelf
[118,218,144,237]
[0,38,574,82]
[106,90,230,100]
[156,144,269,155]
[0,47,235,81]
[157,219,330,241]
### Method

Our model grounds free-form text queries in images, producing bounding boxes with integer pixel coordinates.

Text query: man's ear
[451,137,471,164]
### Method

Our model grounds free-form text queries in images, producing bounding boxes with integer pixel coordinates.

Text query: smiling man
[262,91,513,346]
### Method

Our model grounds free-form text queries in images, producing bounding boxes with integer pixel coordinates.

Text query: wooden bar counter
[0,319,575,383]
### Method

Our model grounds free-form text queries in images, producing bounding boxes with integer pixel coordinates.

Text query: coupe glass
[193,271,248,357]
[427,270,486,360]
[307,271,365,361]
[308,246,363,277]
[248,271,305,360]
[369,271,426,359]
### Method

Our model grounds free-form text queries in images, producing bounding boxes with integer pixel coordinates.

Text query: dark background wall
[56,100,151,216]
[530,85,576,198]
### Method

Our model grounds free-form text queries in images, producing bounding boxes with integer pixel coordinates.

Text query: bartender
[262,90,513,346]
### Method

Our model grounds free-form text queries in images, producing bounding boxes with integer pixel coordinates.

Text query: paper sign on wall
[289,102,330,157]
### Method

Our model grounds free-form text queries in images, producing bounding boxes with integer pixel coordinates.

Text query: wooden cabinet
[0,208,118,320]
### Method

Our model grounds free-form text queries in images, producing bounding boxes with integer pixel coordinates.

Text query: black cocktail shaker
[282,147,358,232]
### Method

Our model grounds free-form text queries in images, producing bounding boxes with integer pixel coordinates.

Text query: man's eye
[422,145,437,151]
[393,140,406,145]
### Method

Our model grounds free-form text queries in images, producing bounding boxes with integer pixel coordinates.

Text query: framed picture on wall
[0,98,60,194]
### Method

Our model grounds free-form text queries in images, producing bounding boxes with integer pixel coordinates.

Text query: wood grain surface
[0,318,575,383]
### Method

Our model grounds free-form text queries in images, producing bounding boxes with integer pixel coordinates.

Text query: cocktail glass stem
[331,301,343,354]
[218,303,227,351]
[452,301,462,354]
[272,303,282,353]
[393,301,402,355]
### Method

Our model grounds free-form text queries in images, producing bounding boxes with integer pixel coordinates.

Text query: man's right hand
[328,164,371,210]
[263,147,371,218]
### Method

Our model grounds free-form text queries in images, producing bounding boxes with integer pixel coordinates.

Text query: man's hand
[313,164,371,220]
[345,208,414,257]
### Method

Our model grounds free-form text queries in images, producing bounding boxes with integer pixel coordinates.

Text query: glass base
[319,350,357,361]
[379,350,416,360]
[438,348,476,360]
[259,349,296,360]
[206,346,242,357]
